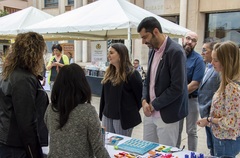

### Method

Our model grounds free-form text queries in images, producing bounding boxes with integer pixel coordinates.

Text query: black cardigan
[99,70,142,130]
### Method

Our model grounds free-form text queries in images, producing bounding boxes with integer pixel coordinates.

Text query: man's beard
[147,35,158,49]
[183,44,194,55]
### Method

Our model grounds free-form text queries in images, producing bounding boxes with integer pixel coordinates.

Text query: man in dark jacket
[137,16,188,147]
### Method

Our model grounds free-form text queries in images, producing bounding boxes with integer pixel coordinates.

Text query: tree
[0,10,8,17]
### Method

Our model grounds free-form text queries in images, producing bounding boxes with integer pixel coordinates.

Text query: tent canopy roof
[0,6,53,39]
[22,0,189,40]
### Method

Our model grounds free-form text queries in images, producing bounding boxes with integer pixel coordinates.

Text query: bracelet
[210,117,213,123]
[206,116,210,122]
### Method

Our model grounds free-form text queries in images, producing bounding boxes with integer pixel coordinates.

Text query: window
[68,0,74,5]
[4,7,20,14]
[162,16,179,42]
[205,12,240,46]
[45,0,58,7]
[163,16,179,24]
[88,0,96,3]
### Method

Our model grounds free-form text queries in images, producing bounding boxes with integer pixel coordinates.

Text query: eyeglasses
[133,62,139,64]
[185,36,197,43]
[202,48,207,53]
[202,48,211,54]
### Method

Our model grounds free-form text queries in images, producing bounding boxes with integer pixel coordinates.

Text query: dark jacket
[142,37,188,123]
[99,70,142,130]
[0,67,49,158]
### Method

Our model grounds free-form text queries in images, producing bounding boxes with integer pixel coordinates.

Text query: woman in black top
[99,43,142,137]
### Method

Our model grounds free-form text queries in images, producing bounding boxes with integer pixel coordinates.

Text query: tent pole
[127,26,132,61]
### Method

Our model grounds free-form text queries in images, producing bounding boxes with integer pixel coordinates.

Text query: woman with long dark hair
[99,43,142,137]
[45,63,110,158]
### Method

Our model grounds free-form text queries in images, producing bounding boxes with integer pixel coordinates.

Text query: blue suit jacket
[198,67,220,118]
[142,37,188,123]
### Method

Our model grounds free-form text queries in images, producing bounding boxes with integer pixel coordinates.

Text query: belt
[189,94,198,99]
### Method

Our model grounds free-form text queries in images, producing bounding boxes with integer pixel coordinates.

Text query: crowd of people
[0,16,239,158]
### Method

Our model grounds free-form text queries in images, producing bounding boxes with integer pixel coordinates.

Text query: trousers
[143,115,179,147]
[0,143,27,158]
[177,97,199,151]
[102,115,133,137]
[205,126,215,156]
[213,135,240,157]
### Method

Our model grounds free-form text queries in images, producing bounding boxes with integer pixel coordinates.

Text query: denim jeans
[213,135,240,158]
[0,143,27,158]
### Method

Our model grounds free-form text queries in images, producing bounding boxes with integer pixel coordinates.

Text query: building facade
[0,0,239,66]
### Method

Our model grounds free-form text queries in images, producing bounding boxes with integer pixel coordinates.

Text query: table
[85,75,103,96]
[106,133,202,158]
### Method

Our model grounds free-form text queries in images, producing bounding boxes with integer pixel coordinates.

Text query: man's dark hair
[203,37,218,50]
[134,59,139,63]
[137,16,162,34]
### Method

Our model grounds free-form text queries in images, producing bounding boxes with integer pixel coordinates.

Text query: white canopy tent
[0,6,53,40]
[23,0,190,41]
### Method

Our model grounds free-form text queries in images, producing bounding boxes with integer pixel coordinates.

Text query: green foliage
[0,10,8,17]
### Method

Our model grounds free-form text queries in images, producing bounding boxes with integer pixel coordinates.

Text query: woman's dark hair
[102,43,134,85]
[51,63,92,129]
[51,43,62,52]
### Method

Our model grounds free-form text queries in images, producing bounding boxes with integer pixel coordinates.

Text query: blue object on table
[199,153,204,158]
[117,138,159,155]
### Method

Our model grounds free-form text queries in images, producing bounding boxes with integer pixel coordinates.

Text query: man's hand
[142,100,154,117]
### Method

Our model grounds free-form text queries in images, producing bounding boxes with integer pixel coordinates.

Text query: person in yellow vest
[47,44,69,90]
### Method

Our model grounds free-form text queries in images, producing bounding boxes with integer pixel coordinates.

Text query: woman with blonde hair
[0,32,49,158]
[197,41,240,157]
[99,43,142,137]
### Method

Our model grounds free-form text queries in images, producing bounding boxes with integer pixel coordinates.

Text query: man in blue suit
[137,16,188,147]
[198,40,220,155]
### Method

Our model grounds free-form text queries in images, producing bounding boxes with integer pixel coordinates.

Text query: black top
[102,81,121,119]
[50,57,64,81]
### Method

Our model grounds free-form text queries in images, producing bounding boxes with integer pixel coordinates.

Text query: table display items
[116,138,159,155]
[85,62,107,77]
[106,133,207,158]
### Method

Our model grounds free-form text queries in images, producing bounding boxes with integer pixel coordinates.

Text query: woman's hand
[196,118,209,127]
[51,62,58,66]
